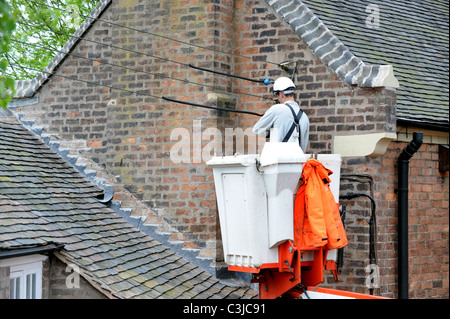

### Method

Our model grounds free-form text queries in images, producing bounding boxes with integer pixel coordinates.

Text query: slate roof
[298,0,449,129]
[0,117,257,299]
[266,0,400,89]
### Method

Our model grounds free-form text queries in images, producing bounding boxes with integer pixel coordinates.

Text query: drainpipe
[397,132,423,299]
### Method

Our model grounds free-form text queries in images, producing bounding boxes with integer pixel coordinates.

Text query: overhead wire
[7,1,283,115]
[15,20,276,101]
[16,21,190,68]
[23,0,281,66]
[3,52,32,78]
[10,63,159,99]
[189,64,274,85]
[14,21,274,106]
[9,63,264,117]
[9,38,271,101]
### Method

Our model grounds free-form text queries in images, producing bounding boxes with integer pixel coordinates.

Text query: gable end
[266,0,399,88]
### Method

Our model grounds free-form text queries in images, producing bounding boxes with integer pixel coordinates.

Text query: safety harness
[282,102,303,144]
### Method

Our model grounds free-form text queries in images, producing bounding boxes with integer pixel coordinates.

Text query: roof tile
[0,118,257,299]
[299,0,449,127]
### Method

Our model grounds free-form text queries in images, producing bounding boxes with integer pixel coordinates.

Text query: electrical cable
[14,21,276,101]
[7,3,283,117]
[340,174,378,266]
[23,0,281,66]
[9,38,271,101]
[189,64,274,85]
[3,52,32,78]
[10,63,159,99]
[298,284,310,299]
[9,63,263,117]
[284,260,296,282]
[162,97,262,117]
[339,191,377,295]
[16,21,190,68]
[14,1,289,96]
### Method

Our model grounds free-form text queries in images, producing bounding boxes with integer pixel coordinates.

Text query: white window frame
[0,254,47,299]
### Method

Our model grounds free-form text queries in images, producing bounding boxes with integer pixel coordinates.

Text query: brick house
[8,0,448,298]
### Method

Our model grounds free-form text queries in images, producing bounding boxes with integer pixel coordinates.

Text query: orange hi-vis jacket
[294,159,348,250]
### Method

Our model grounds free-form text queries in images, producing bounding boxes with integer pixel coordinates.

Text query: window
[10,269,39,299]
[0,255,46,299]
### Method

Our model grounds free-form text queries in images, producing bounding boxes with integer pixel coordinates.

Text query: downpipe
[397,132,423,299]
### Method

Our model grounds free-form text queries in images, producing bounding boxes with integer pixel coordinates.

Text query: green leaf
[5,77,14,88]
[6,0,99,80]
[0,58,7,71]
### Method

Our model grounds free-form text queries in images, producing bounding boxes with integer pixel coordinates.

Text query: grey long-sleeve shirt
[252,101,309,152]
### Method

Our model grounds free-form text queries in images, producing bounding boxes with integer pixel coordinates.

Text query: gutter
[0,243,65,260]
[397,119,449,133]
[397,132,423,299]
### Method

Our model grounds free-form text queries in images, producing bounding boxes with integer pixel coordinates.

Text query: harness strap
[282,102,303,143]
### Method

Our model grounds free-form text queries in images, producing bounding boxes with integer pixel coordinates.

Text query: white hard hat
[273,77,296,95]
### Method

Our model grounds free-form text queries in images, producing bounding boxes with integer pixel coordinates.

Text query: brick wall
[0,267,10,299]
[42,258,50,299]
[231,0,396,150]
[13,0,448,298]
[320,142,449,298]
[48,256,107,299]
[404,143,449,298]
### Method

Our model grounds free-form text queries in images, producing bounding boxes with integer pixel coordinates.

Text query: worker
[252,77,309,152]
